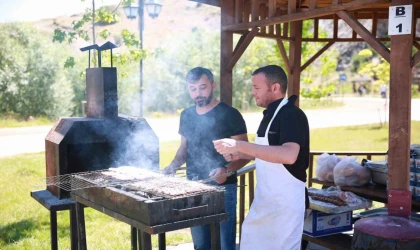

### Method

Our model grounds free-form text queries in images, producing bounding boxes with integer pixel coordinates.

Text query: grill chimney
[81,42,118,118]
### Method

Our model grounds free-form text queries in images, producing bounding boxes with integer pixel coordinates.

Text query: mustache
[194,96,206,101]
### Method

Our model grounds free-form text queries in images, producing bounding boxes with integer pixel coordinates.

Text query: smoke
[109,116,160,171]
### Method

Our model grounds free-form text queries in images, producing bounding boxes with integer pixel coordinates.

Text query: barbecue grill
[36,43,228,250]
[44,167,226,226]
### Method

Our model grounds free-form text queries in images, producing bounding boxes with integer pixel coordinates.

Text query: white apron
[240,98,306,250]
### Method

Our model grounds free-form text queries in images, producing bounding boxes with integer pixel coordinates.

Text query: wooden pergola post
[288,20,303,107]
[288,0,303,107]
[387,0,414,216]
[220,0,235,106]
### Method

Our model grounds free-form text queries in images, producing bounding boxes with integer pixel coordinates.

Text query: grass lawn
[0,116,53,128]
[1,121,420,249]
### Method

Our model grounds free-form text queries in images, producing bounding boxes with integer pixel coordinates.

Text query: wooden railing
[235,151,387,240]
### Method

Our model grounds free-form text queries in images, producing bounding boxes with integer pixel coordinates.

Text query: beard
[194,91,214,107]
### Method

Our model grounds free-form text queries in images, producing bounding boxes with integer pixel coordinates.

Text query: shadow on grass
[0,219,38,245]
[344,125,385,131]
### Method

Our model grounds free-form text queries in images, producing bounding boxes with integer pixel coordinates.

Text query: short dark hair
[252,65,288,93]
[186,67,214,84]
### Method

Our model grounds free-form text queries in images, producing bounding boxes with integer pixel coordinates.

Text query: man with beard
[213,65,310,250]
[162,67,249,250]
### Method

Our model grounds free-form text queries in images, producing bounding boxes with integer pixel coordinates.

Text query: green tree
[0,23,74,118]
[52,0,146,69]
[357,49,389,94]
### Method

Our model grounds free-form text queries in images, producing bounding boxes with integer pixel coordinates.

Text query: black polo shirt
[256,95,310,183]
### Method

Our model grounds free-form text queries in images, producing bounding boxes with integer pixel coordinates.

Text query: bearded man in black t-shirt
[162,67,249,250]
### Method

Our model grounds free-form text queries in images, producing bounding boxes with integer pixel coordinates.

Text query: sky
[0,0,119,23]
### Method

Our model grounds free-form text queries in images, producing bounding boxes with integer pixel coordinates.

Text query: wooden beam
[228,27,259,70]
[283,23,289,37]
[333,14,338,39]
[259,3,267,34]
[268,0,276,17]
[244,0,250,23]
[288,20,303,106]
[301,42,334,71]
[314,18,319,38]
[372,12,378,37]
[309,0,317,10]
[221,0,235,105]
[235,0,243,23]
[387,0,413,213]
[242,32,419,42]
[414,42,420,51]
[337,10,390,62]
[275,6,281,36]
[288,0,302,107]
[288,0,297,14]
[233,31,248,55]
[268,0,276,34]
[251,0,259,21]
[352,12,358,39]
[222,0,388,31]
[276,40,291,75]
[412,50,420,68]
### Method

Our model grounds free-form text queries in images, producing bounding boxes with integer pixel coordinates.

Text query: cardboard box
[303,210,352,237]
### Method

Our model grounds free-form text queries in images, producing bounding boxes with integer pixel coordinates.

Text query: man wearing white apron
[214,65,310,250]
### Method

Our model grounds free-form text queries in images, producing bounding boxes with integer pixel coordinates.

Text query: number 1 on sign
[396,23,402,33]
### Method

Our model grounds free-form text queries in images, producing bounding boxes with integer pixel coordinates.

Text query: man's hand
[209,168,228,184]
[223,152,241,162]
[162,165,178,175]
[213,138,238,155]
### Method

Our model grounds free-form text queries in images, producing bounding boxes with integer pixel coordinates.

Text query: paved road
[1,97,419,157]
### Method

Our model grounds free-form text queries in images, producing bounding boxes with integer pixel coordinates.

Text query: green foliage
[357,49,390,94]
[64,57,75,68]
[0,23,75,118]
[52,1,146,69]
[300,85,335,99]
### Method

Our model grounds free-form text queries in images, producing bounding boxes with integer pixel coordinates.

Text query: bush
[0,23,75,118]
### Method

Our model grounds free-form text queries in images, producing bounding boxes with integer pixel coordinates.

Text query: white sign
[388,5,412,35]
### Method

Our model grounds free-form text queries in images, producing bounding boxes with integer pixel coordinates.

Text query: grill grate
[41,167,226,198]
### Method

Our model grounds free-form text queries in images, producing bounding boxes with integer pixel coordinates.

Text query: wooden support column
[288,0,302,106]
[388,0,413,216]
[221,0,235,105]
[228,27,259,70]
[301,42,334,71]
[277,40,291,75]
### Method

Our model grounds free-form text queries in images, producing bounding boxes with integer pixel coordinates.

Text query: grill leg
[70,206,79,250]
[139,230,152,250]
[158,233,166,250]
[131,227,138,250]
[210,223,221,250]
[50,211,58,250]
[75,202,87,250]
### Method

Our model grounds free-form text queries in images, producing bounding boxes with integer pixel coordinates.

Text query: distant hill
[32,0,221,53]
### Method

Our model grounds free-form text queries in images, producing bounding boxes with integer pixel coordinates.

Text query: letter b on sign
[396,7,405,16]
[388,5,412,35]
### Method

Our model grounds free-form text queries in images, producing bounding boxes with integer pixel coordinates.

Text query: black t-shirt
[179,102,247,185]
[256,95,310,183]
